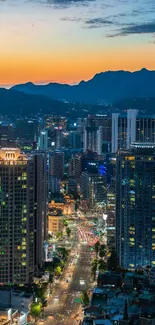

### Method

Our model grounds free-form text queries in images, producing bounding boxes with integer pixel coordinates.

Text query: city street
[42,220,94,325]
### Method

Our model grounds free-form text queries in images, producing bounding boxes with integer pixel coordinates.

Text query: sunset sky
[1,0,155,86]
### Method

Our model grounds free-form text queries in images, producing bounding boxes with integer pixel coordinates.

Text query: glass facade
[116,144,155,268]
[0,149,34,284]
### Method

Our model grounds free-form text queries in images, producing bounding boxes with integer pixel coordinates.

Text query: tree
[49,271,54,283]
[63,219,68,227]
[99,244,106,259]
[66,227,71,237]
[55,266,62,276]
[34,283,48,300]
[98,259,106,273]
[91,263,97,282]
[91,258,98,268]
[30,302,42,321]
[56,231,63,239]
[107,249,119,271]
[57,247,68,261]
[48,233,53,240]
[80,291,89,306]
[94,241,100,258]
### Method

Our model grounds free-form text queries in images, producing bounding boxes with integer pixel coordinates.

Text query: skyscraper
[116,143,155,268]
[32,152,47,267]
[50,151,64,180]
[38,129,48,151]
[83,126,102,154]
[0,148,34,284]
[0,148,47,284]
[80,172,107,209]
[112,110,155,153]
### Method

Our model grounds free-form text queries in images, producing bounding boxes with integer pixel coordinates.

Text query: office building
[32,152,47,267]
[112,110,155,153]
[116,143,155,268]
[38,129,48,151]
[66,177,77,196]
[49,176,61,195]
[50,151,64,180]
[70,131,81,149]
[48,215,63,235]
[0,148,47,285]
[80,172,107,208]
[0,148,34,284]
[83,126,102,154]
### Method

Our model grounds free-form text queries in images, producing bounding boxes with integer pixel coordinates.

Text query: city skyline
[1,0,155,86]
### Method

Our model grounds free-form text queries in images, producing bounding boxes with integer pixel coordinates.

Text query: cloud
[34,0,96,8]
[84,17,115,28]
[60,17,82,22]
[107,21,155,37]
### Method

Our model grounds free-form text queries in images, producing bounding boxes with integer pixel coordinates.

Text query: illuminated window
[22,185,27,189]
[22,218,27,222]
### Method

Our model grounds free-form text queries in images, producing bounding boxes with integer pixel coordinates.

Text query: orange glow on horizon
[1,45,155,86]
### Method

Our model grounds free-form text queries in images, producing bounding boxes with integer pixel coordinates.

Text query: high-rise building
[32,152,47,267]
[80,172,107,208]
[49,176,61,196]
[83,126,102,154]
[0,148,34,284]
[0,148,47,284]
[38,129,48,151]
[50,151,64,180]
[112,110,155,153]
[70,131,81,149]
[116,143,155,269]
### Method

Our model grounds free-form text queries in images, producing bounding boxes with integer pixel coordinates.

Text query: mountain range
[12,68,155,104]
[0,69,155,116]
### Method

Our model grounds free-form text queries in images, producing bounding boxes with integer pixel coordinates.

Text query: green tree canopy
[66,227,71,237]
[55,266,62,276]
[63,219,68,227]
[99,244,106,259]
[98,259,106,272]
[107,249,119,271]
[91,263,98,282]
[94,241,100,257]
[30,302,42,321]
[80,291,90,306]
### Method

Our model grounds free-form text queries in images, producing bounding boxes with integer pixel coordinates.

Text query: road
[42,221,94,325]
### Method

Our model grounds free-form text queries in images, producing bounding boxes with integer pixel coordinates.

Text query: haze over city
[1,0,155,86]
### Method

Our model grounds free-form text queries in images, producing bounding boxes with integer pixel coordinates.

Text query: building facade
[83,126,102,154]
[50,151,64,180]
[0,148,34,284]
[112,110,155,153]
[116,143,155,268]
[0,148,47,284]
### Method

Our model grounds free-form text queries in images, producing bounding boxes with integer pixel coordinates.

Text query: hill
[0,88,68,116]
[12,68,155,104]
